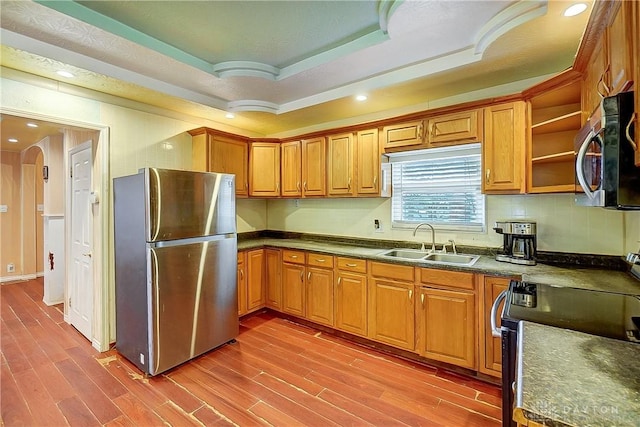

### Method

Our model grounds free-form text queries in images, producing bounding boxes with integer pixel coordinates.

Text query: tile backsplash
[266,194,634,256]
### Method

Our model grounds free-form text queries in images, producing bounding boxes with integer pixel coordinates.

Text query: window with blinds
[390,143,485,231]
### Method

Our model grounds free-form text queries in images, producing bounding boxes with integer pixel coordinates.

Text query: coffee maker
[493,220,537,266]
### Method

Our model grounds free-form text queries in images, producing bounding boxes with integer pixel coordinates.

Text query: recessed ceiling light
[56,70,75,78]
[225,113,235,119]
[26,122,38,128]
[355,95,368,102]
[8,138,18,143]
[564,3,587,17]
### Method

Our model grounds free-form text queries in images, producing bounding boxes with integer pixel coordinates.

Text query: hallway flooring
[1,279,501,426]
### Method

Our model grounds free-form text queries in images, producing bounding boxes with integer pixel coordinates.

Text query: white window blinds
[390,143,485,231]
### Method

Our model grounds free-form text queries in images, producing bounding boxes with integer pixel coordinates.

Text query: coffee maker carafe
[493,220,537,266]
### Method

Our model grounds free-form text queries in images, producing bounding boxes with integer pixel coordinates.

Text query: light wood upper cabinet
[527,76,581,193]
[189,128,249,197]
[301,137,327,196]
[483,101,527,193]
[426,109,482,146]
[417,287,476,369]
[581,35,608,123]
[327,132,355,196]
[607,1,634,95]
[281,141,302,197]
[249,142,281,197]
[246,249,265,312]
[265,248,282,310]
[356,128,381,195]
[479,275,510,377]
[382,120,424,149]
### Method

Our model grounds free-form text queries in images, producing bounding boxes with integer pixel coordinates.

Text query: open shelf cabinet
[527,78,581,193]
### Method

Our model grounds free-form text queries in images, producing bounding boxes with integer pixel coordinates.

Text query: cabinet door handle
[345,263,357,267]
[303,181,308,191]
[347,177,352,191]
[408,289,413,300]
[300,271,304,282]
[421,294,425,306]
[485,169,490,184]
[373,176,377,188]
[290,255,298,259]
[315,258,325,263]
[337,277,342,285]
[245,182,248,190]
[297,182,301,191]
[276,183,280,193]
[308,272,311,281]
[239,269,244,280]
[625,112,637,151]
[596,67,610,98]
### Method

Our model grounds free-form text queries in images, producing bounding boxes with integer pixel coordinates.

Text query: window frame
[389,143,486,233]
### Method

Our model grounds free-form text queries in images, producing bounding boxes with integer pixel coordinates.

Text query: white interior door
[69,143,93,340]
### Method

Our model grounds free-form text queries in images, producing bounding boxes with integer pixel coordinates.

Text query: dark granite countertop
[515,321,640,427]
[238,236,640,294]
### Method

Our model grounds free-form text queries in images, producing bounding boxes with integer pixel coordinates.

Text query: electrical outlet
[374,219,384,233]
[7,263,15,273]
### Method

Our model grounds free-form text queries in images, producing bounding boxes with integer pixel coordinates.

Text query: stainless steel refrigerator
[113,168,238,375]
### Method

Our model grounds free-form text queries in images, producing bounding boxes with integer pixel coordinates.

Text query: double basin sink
[378,248,480,267]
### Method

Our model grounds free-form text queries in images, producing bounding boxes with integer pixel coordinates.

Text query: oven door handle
[490,289,508,338]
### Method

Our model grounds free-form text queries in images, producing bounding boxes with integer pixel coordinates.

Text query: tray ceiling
[1,0,592,145]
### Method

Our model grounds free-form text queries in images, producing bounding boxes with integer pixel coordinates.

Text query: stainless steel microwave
[575,91,640,209]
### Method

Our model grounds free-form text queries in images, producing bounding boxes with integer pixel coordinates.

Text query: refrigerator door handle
[149,233,234,248]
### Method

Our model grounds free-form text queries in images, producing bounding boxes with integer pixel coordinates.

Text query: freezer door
[147,235,238,375]
[146,168,236,241]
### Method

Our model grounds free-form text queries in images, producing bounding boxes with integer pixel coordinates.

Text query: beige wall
[36,151,44,273]
[626,211,640,254]
[1,151,22,279]
[267,194,630,256]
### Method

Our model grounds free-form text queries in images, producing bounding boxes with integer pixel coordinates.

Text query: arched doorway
[21,146,45,281]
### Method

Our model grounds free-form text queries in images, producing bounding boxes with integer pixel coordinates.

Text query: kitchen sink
[423,253,480,266]
[378,249,480,266]
[378,249,431,260]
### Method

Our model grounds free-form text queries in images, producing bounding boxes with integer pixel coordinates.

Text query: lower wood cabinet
[237,252,247,316]
[367,262,415,351]
[246,249,265,312]
[306,259,334,327]
[282,261,306,317]
[335,257,368,337]
[265,248,282,310]
[238,249,266,316]
[417,287,476,369]
[479,275,511,377]
[250,246,512,376]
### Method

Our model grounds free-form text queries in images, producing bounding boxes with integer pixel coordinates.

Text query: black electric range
[497,280,640,427]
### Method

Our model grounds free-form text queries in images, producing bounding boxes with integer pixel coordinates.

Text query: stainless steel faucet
[412,223,436,253]
[448,239,457,254]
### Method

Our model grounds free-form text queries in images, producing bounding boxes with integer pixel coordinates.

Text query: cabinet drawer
[282,249,305,264]
[369,262,414,282]
[337,257,367,273]
[307,253,334,268]
[418,268,475,291]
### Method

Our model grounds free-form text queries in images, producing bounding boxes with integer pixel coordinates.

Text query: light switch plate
[0,205,7,213]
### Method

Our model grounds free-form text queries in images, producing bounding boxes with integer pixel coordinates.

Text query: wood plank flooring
[1,279,501,426]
